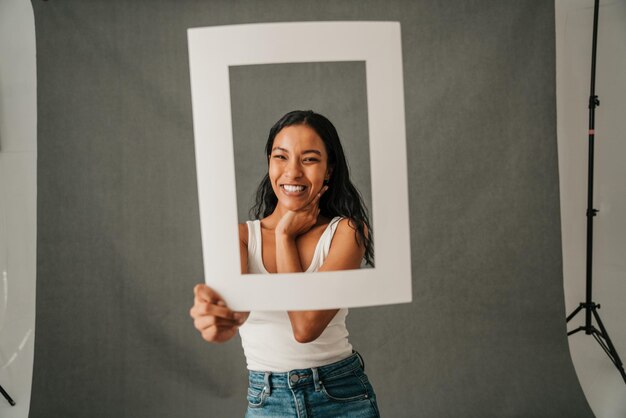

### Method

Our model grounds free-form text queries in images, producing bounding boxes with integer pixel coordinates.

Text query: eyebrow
[272,147,322,156]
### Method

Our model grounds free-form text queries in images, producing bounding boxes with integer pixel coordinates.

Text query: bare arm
[278,219,366,343]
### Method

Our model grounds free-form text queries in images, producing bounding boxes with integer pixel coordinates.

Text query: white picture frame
[188,21,411,311]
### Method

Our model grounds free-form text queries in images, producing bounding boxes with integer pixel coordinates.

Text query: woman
[190,110,379,417]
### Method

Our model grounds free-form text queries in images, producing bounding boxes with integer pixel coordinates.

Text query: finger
[233,311,250,323]
[214,326,239,343]
[194,315,240,331]
[201,325,238,343]
[190,302,209,319]
[202,286,225,303]
[193,295,216,309]
[191,299,238,320]
[297,185,325,211]
[203,302,238,320]
[302,189,323,212]
[193,283,208,297]
[194,284,225,305]
[312,185,328,206]
[194,283,221,302]
[311,193,321,207]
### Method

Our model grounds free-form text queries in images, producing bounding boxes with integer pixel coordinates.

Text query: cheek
[268,167,283,194]
[306,170,325,189]
[313,165,328,181]
[268,163,279,182]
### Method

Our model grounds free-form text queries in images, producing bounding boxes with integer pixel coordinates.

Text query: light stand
[0,383,15,406]
[565,0,626,385]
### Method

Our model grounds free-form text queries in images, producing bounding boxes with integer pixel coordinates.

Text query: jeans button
[289,374,299,383]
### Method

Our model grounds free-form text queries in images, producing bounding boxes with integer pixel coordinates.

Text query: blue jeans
[245,352,380,417]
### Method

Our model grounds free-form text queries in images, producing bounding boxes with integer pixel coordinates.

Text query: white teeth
[283,185,305,192]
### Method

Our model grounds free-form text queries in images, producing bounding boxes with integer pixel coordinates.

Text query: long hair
[249,110,374,267]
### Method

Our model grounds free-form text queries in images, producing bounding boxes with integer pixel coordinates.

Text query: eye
[272,154,287,160]
[303,158,320,163]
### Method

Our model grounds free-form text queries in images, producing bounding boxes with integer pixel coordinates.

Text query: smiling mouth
[280,184,307,195]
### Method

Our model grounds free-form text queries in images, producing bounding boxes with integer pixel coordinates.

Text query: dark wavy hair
[249,110,374,267]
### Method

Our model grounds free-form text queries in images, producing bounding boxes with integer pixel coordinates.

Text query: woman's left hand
[276,186,328,238]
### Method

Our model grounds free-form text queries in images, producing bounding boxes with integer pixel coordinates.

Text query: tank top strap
[315,216,343,268]
[245,220,266,274]
[322,216,343,254]
[245,220,256,255]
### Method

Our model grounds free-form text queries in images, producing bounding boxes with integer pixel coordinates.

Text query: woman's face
[268,124,331,212]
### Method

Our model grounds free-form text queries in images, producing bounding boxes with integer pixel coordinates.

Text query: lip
[279,184,308,197]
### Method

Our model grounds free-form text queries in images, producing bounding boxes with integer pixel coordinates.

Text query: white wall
[556,0,626,417]
[0,1,37,417]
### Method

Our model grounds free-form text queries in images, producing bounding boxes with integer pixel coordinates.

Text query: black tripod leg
[568,326,586,336]
[591,308,626,384]
[0,383,16,406]
[567,304,584,323]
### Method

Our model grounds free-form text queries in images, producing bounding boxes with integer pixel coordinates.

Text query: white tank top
[238,217,353,372]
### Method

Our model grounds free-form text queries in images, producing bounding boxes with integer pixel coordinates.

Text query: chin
[276,196,310,211]
[282,201,306,211]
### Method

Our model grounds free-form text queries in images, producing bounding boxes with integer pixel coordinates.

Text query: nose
[283,158,303,179]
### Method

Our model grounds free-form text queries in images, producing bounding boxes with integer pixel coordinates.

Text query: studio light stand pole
[565,0,626,385]
[0,383,15,406]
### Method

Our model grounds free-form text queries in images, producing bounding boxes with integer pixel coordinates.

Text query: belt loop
[311,367,321,392]
[263,372,272,396]
[355,351,365,371]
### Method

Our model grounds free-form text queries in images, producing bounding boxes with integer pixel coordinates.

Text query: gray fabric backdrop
[30,1,593,417]
[230,61,371,225]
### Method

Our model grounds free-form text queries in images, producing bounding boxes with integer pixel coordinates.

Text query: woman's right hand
[190,284,249,343]
[276,185,328,238]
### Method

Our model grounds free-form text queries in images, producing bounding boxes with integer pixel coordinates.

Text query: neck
[261,204,330,231]
[260,203,290,229]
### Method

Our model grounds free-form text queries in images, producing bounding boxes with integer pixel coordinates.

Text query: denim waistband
[248,351,365,390]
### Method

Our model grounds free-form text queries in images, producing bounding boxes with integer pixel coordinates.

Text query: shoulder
[238,222,249,246]
[319,218,366,271]
[329,218,368,251]
[334,218,369,239]
[333,218,352,233]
